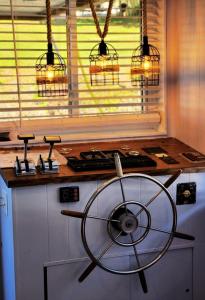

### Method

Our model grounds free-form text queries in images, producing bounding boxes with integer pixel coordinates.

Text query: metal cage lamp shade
[89,40,119,86]
[36,0,67,97]
[36,43,67,97]
[131,36,160,87]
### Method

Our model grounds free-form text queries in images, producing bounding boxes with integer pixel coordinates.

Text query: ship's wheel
[61,154,194,293]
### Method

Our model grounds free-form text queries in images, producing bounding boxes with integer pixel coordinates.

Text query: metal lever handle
[114,153,123,177]
[44,136,61,160]
[18,134,35,161]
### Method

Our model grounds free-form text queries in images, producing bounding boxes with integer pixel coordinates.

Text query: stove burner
[67,149,156,171]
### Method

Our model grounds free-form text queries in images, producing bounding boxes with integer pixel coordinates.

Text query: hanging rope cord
[46,0,52,44]
[142,0,147,36]
[88,0,114,40]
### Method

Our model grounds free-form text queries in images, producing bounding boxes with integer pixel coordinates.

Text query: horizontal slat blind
[69,0,163,117]
[0,0,165,126]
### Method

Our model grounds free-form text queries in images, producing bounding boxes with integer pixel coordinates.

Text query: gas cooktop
[66,149,157,171]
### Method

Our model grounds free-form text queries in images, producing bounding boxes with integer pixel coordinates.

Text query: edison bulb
[98,55,108,72]
[99,54,108,61]
[143,56,151,71]
[46,65,55,81]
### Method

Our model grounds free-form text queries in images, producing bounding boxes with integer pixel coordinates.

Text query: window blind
[0,0,165,130]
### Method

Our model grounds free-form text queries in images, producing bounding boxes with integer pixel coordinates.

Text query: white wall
[1,173,204,300]
[167,0,205,153]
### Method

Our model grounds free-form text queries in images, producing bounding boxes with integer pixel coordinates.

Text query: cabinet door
[47,181,98,261]
[46,256,130,300]
[130,248,193,300]
[46,248,193,300]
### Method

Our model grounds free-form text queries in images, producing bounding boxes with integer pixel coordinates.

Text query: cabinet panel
[13,185,48,300]
[130,248,193,300]
[47,181,98,260]
[46,248,193,300]
[47,257,130,300]
[0,178,15,300]
[1,172,204,300]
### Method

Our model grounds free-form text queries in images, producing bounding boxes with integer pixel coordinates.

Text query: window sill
[0,113,166,146]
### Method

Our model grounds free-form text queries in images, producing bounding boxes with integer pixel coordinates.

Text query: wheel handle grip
[61,210,84,219]
[174,231,195,240]
[138,271,148,293]
[164,169,182,188]
[114,153,123,177]
[78,261,96,282]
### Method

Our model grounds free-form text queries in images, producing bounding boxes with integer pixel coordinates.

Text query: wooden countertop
[1,137,205,188]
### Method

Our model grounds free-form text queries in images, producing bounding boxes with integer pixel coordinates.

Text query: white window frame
[0,0,167,145]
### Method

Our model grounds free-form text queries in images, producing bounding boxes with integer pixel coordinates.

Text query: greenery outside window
[0,0,166,141]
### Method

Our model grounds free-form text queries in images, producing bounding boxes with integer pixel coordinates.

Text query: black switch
[176,182,196,205]
[59,186,79,203]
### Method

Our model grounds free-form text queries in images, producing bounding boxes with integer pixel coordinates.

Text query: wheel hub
[107,201,151,247]
[119,213,138,234]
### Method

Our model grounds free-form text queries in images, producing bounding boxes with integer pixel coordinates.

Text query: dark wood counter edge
[1,166,205,188]
[1,137,205,188]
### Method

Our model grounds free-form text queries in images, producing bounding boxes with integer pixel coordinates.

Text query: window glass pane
[0,0,163,127]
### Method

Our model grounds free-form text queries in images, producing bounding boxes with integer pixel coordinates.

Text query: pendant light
[89,0,119,86]
[131,0,160,86]
[36,0,67,97]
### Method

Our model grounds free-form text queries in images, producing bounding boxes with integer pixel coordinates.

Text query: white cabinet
[130,248,193,300]
[47,257,130,300]
[0,173,205,300]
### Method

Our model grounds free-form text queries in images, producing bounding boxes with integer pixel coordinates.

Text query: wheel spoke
[130,233,148,293]
[130,233,142,266]
[97,231,122,259]
[119,178,129,216]
[87,215,120,223]
[138,224,172,235]
[79,231,122,282]
[138,224,195,241]
[114,153,128,215]
[135,170,182,218]
[61,210,120,223]
[119,178,126,203]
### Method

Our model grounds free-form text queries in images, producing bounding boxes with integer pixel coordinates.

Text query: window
[0,0,166,141]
